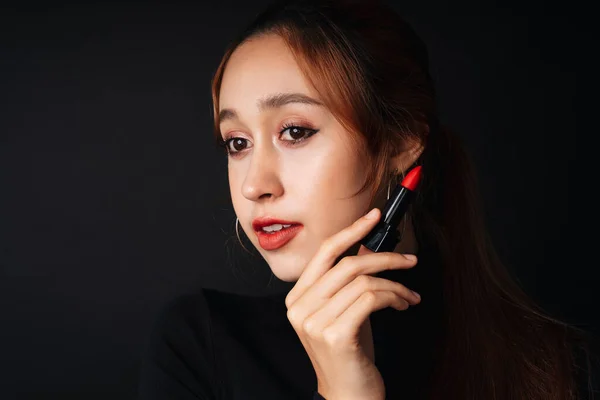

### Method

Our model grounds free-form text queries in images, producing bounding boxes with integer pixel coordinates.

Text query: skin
[218,33,424,399]
[219,34,421,282]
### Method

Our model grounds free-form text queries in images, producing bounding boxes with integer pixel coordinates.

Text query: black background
[1,1,595,399]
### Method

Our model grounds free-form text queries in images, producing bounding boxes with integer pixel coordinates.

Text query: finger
[286,208,381,308]
[328,251,417,286]
[293,251,417,315]
[356,244,372,256]
[302,276,420,335]
[322,291,409,346]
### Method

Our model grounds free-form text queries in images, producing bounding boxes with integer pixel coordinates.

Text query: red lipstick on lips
[252,217,303,251]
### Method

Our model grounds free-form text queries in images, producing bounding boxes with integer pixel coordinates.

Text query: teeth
[262,224,292,232]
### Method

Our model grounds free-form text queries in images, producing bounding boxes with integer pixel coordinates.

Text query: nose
[241,146,284,202]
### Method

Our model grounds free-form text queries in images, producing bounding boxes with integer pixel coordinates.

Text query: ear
[390,133,425,176]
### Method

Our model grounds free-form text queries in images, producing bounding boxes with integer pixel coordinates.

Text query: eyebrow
[218,92,324,124]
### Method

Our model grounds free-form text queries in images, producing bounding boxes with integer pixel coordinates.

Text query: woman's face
[218,34,373,282]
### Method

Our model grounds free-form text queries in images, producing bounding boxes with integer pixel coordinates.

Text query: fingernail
[404,254,417,261]
[364,208,378,219]
[411,290,421,300]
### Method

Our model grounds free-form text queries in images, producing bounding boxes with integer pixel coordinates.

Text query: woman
[139,0,597,398]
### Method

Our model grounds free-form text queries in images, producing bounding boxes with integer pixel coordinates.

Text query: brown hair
[210,0,595,398]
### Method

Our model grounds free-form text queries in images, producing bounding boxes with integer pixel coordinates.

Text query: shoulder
[151,290,213,334]
[142,288,226,363]
[138,289,220,399]
[142,289,217,356]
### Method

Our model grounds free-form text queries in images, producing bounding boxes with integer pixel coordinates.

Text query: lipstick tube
[360,166,422,253]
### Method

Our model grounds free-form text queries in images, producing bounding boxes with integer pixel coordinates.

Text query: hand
[285,208,421,400]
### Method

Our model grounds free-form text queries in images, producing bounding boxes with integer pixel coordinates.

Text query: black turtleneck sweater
[137,243,597,399]
[138,242,445,400]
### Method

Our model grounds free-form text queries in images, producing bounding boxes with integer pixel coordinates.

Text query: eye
[280,123,319,144]
[219,137,252,156]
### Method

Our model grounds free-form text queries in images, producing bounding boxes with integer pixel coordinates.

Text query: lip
[252,217,303,251]
[252,217,300,231]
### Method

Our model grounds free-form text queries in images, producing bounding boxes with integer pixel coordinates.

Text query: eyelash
[218,123,319,157]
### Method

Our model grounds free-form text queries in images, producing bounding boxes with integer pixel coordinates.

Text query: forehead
[219,34,317,107]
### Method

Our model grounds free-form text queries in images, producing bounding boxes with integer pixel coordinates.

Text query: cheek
[286,143,371,238]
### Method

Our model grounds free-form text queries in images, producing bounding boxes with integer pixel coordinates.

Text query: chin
[264,253,309,283]
[253,233,321,283]
[271,269,300,283]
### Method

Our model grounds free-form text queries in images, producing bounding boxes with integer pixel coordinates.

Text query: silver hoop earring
[235,217,251,253]
[386,171,400,200]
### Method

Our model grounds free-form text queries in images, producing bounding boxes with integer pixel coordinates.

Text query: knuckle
[353,274,372,290]
[361,290,378,305]
[343,256,372,279]
[336,255,349,268]
[348,256,366,275]
[337,255,355,270]
[286,307,302,326]
[322,327,347,348]
[302,318,319,337]
[284,293,294,309]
